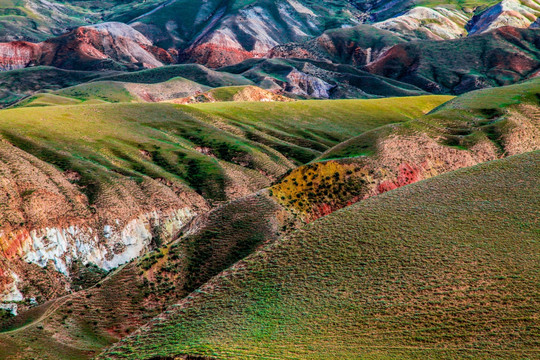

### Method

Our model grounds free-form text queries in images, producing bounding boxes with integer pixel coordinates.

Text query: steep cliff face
[0,22,174,71]
[178,3,317,67]
[0,208,195,316]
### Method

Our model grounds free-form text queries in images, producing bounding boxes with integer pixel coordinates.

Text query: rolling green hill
[0,64,254,108]
[0,66,115,108]
[0,95,450,359]
[15,77,212,107]
[269,78,539,221]
[98,150,540,360]
[0,81,537,360]
[95,64,254,88]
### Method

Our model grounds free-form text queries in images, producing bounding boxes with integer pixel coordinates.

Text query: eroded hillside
[0,79,538,360]
[0,95,447,317]
[98,151,540,360]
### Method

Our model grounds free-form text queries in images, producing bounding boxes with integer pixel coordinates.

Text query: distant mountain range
[0,0,538,107]
[0,2,539,360]
[0,1,538,105]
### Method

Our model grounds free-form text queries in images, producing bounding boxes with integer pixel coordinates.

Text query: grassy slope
[187,95,451,163]
[0,95,447,208]
[0,66,114,108]
[14,83,135,107]
[100,150,540,360]
[15,77,210,107]
[95,64,254,87]
[322,78,540,161]
[0,192,289,360]
[0,96,448,359]
[18,80,272,107]
[267,78,539,221]
[0,65,252,109]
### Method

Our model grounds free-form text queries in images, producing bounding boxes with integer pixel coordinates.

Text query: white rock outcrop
[1,207,195,303]
[22,207,193,275]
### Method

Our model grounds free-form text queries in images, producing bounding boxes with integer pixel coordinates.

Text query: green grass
[53,81,137,103]
[13,76,213,107]
[99,151,540,360]
[0,96,449,205]
[0,95,449,359]
[205,86,251,102]
[266,78,539,223]
[188,95,451,163]
[432,78,540,111]
[96,64,254,87]
[0,66,113,108]
[13,93,84,107]
[321,78,540,161]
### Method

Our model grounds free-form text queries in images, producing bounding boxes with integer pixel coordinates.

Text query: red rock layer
[0,26,175,71]
[181,43,266,68]
[0,41,42,70]
[378,163,423,194]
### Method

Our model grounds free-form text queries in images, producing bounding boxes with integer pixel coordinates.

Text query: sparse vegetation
[0,2,539,360]
[98,151,540,360]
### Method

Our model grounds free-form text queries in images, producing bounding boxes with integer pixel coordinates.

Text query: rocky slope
[268,25,406,66]
[365,26,540,94]
[1,0,539,71]
[128,0,364,67]
[373,6,470,40]
[264,23,539,95]
[467,0,540,34]
[367,1,539,40]
[0,22,173,71]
